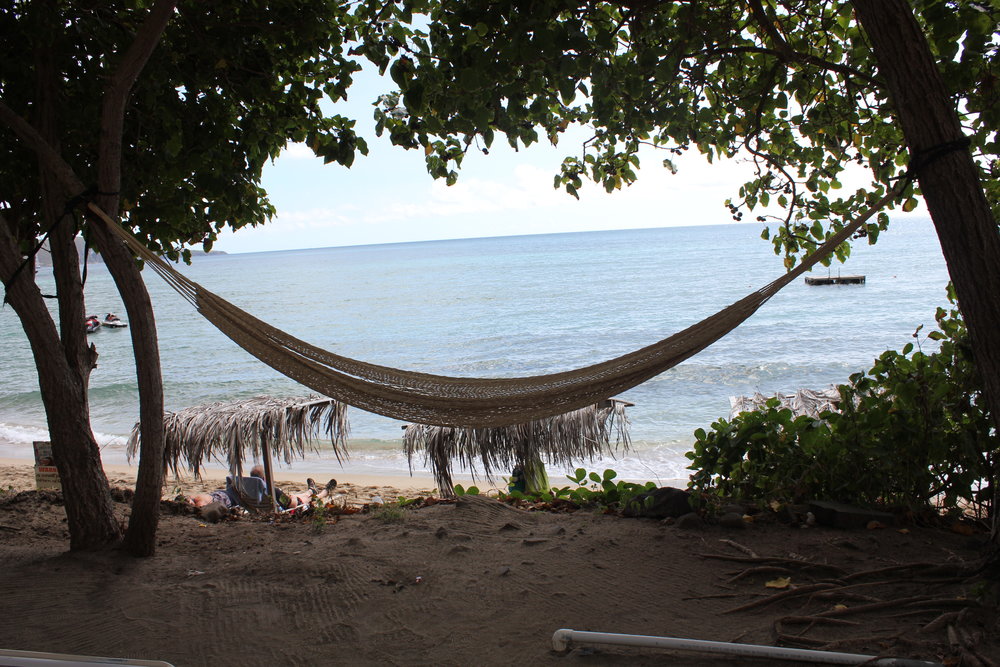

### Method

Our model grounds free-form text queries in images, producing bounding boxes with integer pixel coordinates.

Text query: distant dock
[805,275,866,286]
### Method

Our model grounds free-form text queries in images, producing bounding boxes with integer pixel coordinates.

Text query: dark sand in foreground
[0,462,996,666]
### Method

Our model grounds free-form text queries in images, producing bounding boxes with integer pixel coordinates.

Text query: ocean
[0,218,950,484]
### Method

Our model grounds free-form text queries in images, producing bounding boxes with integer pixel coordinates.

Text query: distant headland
[34,237,226,267]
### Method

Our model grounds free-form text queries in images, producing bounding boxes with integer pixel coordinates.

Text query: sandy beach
[0,457,446,508]
[1,458,997,666]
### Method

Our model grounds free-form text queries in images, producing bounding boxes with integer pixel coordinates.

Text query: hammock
[87,193,891,429]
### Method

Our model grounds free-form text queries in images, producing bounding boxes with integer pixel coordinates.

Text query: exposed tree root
[840,562,970,581]
[725,565,793,583]
[699,552,847,575]
[718,538,758,558]
[723,582,838,613]
[680,592,749,601]
[816,596,980,619]
[920,609,967,634]
[704,542,998,664]
[774,614,860,637]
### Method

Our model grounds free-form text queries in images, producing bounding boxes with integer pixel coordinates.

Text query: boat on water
[85,313,128,333]
[102,313,128,328]
[804,274,866,285]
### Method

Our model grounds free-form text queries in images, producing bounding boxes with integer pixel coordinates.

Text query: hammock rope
[86,188,898,428]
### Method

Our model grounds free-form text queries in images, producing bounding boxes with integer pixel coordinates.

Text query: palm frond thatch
[729,388,842,419]
[403,399,631,495]
[126,395,349,477]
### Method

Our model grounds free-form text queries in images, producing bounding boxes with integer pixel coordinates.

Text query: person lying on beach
[187,466,337,511]
[248,465,338,509]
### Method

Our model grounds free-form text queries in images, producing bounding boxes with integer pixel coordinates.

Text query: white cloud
[281,143,316,160]
[222,131,927,255]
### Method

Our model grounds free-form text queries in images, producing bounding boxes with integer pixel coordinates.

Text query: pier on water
[804,274,866,286]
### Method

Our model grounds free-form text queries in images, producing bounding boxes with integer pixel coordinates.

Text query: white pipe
[551,629,943,666]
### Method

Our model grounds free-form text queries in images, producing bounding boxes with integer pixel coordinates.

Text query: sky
[211,69,927,255]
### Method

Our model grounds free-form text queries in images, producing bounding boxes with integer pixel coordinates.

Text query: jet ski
[102,313,128,328]
[85,315,101,334]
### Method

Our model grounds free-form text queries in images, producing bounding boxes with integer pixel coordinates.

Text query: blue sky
[212,69,927,255]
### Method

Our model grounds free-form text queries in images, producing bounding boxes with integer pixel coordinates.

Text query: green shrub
[452,484,481,496]
[687,300,998,517]
[501,467,657,512]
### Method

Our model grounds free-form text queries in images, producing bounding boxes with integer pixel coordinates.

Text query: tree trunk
[89,222,165,557]
[86,0,178,557]
[852,0,1000,536]
[1,1,174,555]
[11,0,122,550]
[0,216,121,551]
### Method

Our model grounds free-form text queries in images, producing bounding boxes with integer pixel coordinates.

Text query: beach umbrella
[402,399,632,496]
[127,395,349,508]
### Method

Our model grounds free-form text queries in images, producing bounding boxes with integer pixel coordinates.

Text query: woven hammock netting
[89,195,886,429]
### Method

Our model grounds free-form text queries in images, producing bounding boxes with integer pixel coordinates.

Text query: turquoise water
[0,219,949,481]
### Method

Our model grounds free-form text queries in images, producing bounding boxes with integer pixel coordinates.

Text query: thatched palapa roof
[127,395,349,478]
[729,388,842,420]
[403,399,632,494]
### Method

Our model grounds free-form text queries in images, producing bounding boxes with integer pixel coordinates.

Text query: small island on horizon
[34,236,226,267]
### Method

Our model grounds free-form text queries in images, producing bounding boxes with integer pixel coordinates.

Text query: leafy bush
[500,467,657,512]
[686,402,832,502]
[687,301,998,517]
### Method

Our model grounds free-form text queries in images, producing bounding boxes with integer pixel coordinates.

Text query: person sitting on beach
[186,467,337,510]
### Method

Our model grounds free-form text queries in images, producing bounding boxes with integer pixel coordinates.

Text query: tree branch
[746,0,876,86]
[92,0,176,558]
[98,0,177,212]
[0,100,86,196]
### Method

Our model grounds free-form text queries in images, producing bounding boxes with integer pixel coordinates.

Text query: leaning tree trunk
[86,0,177,556]
[88,221,165,557]
[9,7,123,550]
[0,216,121,550]
[852,0,1000,537]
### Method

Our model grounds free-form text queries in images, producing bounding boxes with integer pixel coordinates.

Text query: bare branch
[97,0,178,212]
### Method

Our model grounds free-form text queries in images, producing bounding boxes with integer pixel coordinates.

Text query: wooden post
[261,441,279,513]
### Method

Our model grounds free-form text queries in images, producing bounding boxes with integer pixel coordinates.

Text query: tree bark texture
[0,1,124,550]
[1,0,176,556]
[91,0,177,557]
[851,0,1000,530]
[88,224,165,557]
[0,216,121,550]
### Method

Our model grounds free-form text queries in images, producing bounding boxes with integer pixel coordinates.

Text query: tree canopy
[355,0,998,263]
[0,0,372,553]
[350,0,1000,540]
[3,0,999,552]
[1,0,366,259]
